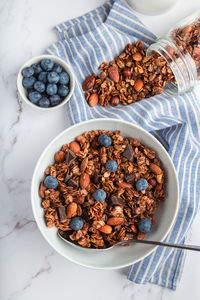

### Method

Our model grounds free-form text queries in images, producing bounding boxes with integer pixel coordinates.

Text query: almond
[99,225,112,234]
[107,217,124,226]
[77,204,82,216]
[39,182,46,198]
[110,96,120,106]
[76,135,86,144]
[54,151,65,163]
[88,93,98,107]
[80,157,88,173]
[137,232,146,240]
[130,224,138,233]
[80,173,90,189]
[70,141,81,153]
[108,66,119,82]
[150,163,162,175]
[82,75,95,91]
[134,79,144,92]
[116,182,133,189]
[66,202,77,218]
[132,52,142,61]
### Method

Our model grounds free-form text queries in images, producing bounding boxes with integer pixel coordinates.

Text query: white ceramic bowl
[17,55,75,110]
[31,119,179,269]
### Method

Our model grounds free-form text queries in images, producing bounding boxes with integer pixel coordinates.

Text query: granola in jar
[147,11,200,95]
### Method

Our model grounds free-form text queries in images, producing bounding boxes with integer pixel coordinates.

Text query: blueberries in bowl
[31,63,42,74]
[38,71,48,83]
[44,175,58,189]
[53,63,63,73]
[29,91,42,103]
[22,76,36,89]
[50,95,61,106]
[136,178,148,191]
[39,97,50,108]
[58,85,69,97]
[93,189,106,202]
[47,72,60,84]
[46,83,58,96]
[70,217,84,231]
[41,58,54,71]
[138,218,152,233]
[21,57,71,108]
[98,134,112,147]
[34,81,45,93]
[59,72,70,85]
[105,160,118,172]
[22,67,34,77]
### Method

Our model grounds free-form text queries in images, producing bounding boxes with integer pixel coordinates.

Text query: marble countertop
[1,0,200,299]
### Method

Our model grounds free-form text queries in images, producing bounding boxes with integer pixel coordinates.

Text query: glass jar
[147,11,200,96]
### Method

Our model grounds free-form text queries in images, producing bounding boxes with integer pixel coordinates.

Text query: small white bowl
[17,55,75,110]
[31,119,179,269]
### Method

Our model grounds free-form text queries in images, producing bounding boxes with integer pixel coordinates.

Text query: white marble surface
[1,0,200,299]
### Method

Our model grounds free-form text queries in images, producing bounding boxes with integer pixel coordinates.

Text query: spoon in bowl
[58,231,200,252]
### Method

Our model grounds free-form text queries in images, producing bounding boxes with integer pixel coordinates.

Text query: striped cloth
[45,0,200,290]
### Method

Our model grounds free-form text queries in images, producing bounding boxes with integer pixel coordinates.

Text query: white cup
[126,0,178,15]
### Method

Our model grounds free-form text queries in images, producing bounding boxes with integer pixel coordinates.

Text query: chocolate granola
[39,130,165,249]
[170,17,200,77]
[82,40,175,107]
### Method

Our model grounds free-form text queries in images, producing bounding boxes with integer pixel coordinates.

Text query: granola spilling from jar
[82,41,175,107]
[170,17,200,77]
[39,130,165,249]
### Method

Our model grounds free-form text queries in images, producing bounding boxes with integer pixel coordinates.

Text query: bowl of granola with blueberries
[31,119,179,269]
[17,55,75,110]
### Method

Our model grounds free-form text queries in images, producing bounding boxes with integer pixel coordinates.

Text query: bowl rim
[31,118,179,269]
[17,54,75,111]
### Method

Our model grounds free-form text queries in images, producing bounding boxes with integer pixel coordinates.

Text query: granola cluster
[170,17,200,77]
[39,130,165,249]
[82,41,175,107]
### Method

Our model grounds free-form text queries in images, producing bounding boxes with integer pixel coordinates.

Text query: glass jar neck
[147,38,197,96]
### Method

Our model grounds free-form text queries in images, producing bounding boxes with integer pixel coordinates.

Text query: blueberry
[44,175,58,189]
[70,217,84,231]
[93,189,106,202]
[47,71,60,84]
[59,72,70,85]
[46,83,58,96]
[136,178,148,191]
[34,81,45,93]
[41,58,54,71]
[22,76,36,88]
[28,91,42,103]
[52,63,63,73]
[38,71,48,83]
[31,63,42,74]
[58,85,69,97]
[38,97,50,108]
[98,134,112,147]
[50,95,61,106]
[22,67,34,77]
[105,160,118,172]
[138,218,152,233]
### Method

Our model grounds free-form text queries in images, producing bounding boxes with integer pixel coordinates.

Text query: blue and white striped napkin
[45,0,200,290]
